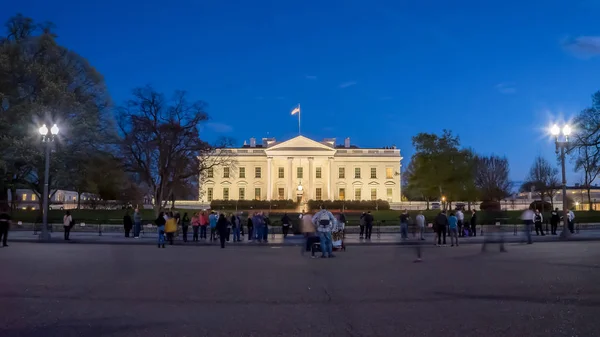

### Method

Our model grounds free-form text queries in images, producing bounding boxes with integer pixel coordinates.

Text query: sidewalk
[6,229,600,247]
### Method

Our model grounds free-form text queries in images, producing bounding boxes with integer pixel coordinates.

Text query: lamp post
[39,124,59,241]
[441,196,446,211]
[550,124,571,239]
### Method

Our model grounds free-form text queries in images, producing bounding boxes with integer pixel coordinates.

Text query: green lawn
[9,208,600,225]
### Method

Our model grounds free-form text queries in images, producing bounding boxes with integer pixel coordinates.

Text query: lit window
[255,167,262,178]
[370,168,377,179]
[316,188,322,200]
[355,188,361,200]
[338,167,345,179]
[278,188,285,200]
[278,167,284,179]
[371,188,377,200]
[386,167,393,179]
[207,168,214,178]
[339,188,345,200]
[355,168,361,179]
[239,167,245,178]
[387,188,393,199]
[297,167,303,179]
[254,188,261,200]
[223,188,229,201]
[239,188,245,200]
[223,167,230,178]
[31,195,37,201]
[207,188,213,202]
[316,167,322,179]
[22,194,27,201]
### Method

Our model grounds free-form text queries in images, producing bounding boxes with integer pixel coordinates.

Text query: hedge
[306,199,390,211]
[210,199,297,210]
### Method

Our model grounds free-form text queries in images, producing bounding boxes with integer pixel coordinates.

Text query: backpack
[69,218,75,228]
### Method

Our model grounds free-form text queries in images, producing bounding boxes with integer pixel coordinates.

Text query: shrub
[530,200,552,212]
[479,200,501,211]
[306,199,390,211]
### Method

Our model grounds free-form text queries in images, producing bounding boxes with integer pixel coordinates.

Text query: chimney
[250,138,256,147]
[344,137,350,148]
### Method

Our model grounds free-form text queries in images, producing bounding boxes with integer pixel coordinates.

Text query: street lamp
[551,124,571,239]
[442,196,446,210]
[38,124,59,241]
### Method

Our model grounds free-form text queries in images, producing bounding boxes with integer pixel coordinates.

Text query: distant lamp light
[562,125,571,136]
[575,202,580,206]
[39,124,48,136]
[50,124,59,135]
[441,196,446,202]
[297,183,303,191]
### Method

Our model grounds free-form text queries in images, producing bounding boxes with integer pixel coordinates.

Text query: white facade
[199,136,402,203]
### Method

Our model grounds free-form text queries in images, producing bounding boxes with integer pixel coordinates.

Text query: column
[328,157,333,200]
[287,157,293,200]
[266,157,272,201]
[308,157,314,200]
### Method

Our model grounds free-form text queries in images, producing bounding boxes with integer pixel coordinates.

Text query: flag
[291,105,300,115]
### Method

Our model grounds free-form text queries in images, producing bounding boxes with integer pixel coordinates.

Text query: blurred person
[415,211,425,240]
[247,214,254,241]
[359,212,366,239]
[216,213,229,248]
[252,212,265,243]
[434,211,448,246]
[281,213,291,238]
[231,213,242,242]
[534,209,545,236]
[448,212,459,247]
[0,207,11,247]
[399,209,410,239]
[364,211,374,240]
[567,209,575,234]
[209,211,218,241]
[263,213,270,242]
[200,211,209,239]
[300,211,316,255]
[165,212,177,245]
[456,209,465,237]
[63,210,73,241]
[155,212,166,248]
[521,207,535,244]
[181,212,190,242]
[123,210,133,238]
[133,208,142,238]
[550,208,560,235]
[191,212,200,241]
[332,213,345,250]
[470,209,477,237]
[312,205,336,258]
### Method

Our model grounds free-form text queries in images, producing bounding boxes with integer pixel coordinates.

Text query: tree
[0,14,112,212]
[118,86,233,216]
[521,156,560,206]
[574,91,600,149]
[406,130,476,208]
[474,155,512,201]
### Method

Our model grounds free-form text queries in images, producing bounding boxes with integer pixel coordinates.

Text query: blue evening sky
[5,0,600,184]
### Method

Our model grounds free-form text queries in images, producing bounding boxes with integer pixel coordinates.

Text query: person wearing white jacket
[63,211,73,241]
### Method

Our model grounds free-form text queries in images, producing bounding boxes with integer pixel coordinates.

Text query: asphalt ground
[1,241,599,337]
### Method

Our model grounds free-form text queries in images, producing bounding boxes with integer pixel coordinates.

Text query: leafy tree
[117,86,233,216]
[406,130,475,208]
[521,156,560,206]
[0,14,112,212]
[474,155,512,201]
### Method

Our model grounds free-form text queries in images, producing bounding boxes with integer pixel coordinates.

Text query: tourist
[133,208,142,238]
[521,207,534,244]
[364,211,374,240]
[191,212,200,241]
[216,213,229,248]
[470,209,477,237]
[300,211,316,255]
[123,210,133,238]
[415,211,425,240]
[263,213,270,242]
[247,214,254,241]
[399,209,410,239]
[0,207,11,247]
[63,210,73,241]
[181,212,190,242]
[567,209,575,233]
[312,205,336,258]
[209,211,218,241]
[338,211,346,230]
[456,208,465,237]
[155,212,166,248]
[252,212,265,243]
[165,212,177,245]
[359,212,366,239]
[281,213,291,238]
[434,211,448,246]
[200,211,209,239]
[231,213,242,242]
[550,208,560,235]
[448,212,459,247]
[534,209,545,236]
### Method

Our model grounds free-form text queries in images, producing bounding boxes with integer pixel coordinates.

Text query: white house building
[199,136,402,205]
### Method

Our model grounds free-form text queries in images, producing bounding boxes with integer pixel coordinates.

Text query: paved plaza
[1,241,599,337]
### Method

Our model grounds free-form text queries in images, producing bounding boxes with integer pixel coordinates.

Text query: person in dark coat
[123,211,133,238]
[364,211,374,239]
[181,213,190,242]
[0,207,11,247]
[434,211,448,246]
[247,215,254,241]
[470,209,477,237]
[217,213,229,248]
[281,213,291,238]
[550,208,560,235]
